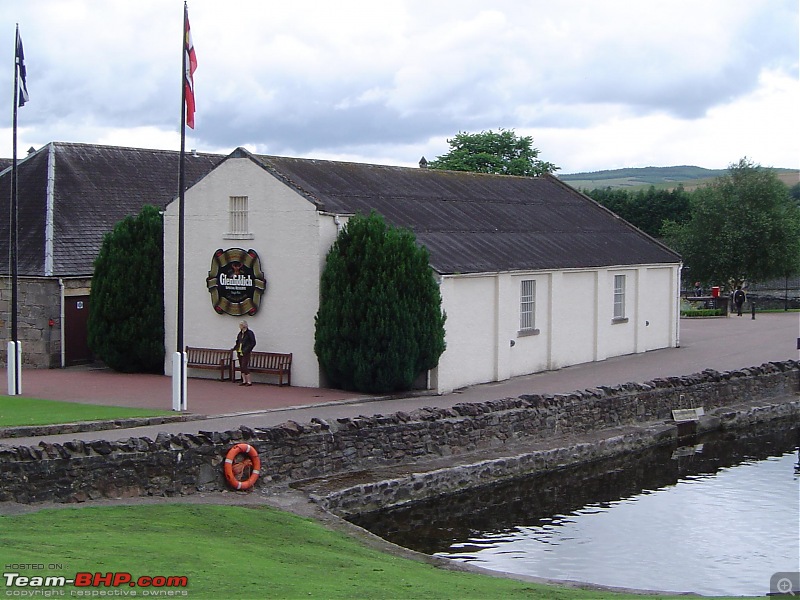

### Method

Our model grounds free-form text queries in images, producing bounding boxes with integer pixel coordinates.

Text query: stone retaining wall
[0,361,798,505]
[319,401,800,517]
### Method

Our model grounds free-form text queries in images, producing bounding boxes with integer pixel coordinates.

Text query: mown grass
[0,504,759,600]
[0,395,171,427]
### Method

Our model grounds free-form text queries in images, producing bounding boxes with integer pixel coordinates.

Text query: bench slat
[185,346,232,381]
[232,351,292,386]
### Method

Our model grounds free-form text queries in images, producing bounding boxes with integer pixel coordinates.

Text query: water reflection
[350,422,799,596]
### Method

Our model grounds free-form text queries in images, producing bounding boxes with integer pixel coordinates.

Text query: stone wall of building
[0,360,797,505]
[0,277,62,368]
[0,276,93,368]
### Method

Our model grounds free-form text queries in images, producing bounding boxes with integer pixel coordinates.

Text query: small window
[229,196,248,233]
[613,274,626,320]
[225,196,253,239]
[520,279,536,331]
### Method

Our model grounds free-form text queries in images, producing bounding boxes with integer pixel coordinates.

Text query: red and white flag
[184,8,197,129]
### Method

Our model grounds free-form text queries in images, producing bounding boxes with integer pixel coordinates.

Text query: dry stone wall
[0,360,798,505]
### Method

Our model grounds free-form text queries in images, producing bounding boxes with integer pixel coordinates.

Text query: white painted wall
[432,264,679,394]
[597,268,637,360]
[552,271,597,368]
[642,266,679,351]
[435,276,497,391]
[508,273,550,378]
[164,157,324,387]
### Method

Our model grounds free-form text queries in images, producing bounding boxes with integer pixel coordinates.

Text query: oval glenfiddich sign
[206,248,267,316]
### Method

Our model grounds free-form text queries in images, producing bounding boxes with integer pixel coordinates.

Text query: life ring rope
[223,443,261,490]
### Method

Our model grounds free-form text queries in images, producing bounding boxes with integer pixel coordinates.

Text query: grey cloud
[197,98,460,156]
[3,0,796,172]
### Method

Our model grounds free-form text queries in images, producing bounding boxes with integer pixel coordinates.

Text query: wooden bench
[185,346,232,381]
[232,351,292,386]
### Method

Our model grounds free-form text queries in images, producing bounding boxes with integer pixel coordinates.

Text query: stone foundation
[0,360,797,505]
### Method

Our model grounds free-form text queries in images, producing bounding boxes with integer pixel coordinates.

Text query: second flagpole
[173,3,190,411]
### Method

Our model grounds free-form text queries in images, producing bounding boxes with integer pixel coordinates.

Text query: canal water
[350,422,799,596]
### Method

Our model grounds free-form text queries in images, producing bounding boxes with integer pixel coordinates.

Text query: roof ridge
[258,153,550,179]
[45,141,226,159]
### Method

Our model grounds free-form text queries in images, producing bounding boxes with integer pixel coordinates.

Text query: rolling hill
[558,165,799,191]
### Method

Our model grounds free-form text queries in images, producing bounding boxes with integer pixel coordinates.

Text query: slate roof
[1,142,680,278]
[247,151,681,275]
[0,142,223,276]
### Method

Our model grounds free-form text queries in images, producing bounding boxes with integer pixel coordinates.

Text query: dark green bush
[314,212,446,393]
[88,205,165,373]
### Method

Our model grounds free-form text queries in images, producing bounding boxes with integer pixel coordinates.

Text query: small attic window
[224,195,254,239]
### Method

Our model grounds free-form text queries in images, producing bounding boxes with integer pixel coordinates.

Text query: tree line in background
[584,159,800,290]
[582,185,691,239]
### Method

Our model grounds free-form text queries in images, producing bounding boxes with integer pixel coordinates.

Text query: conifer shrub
[88,205,165,373]
[315,212,446,393]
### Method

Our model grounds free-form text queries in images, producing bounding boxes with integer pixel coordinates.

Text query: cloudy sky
[1,0,797,173]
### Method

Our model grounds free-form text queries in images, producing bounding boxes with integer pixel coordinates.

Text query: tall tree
[314,212,446,393]
[428,129,558,176]
[88,205,165,373]
[663,159,800,287]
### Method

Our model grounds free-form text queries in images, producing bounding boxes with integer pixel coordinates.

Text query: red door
[64,295,93,366]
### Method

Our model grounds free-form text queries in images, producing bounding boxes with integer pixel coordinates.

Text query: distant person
[233,320,256,386]
[693,282,703,297]
[733,286,746,316]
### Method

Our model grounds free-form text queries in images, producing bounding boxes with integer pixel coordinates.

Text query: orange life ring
[223,443,261,490]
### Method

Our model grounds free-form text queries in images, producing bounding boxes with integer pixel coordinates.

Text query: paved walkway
[4,312,799,446]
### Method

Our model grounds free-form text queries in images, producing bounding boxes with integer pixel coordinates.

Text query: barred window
[228,196,249,235]
[614,274,626,319]
[520,279,536,331]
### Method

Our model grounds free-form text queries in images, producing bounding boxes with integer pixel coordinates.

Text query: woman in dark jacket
[233,320,256,386]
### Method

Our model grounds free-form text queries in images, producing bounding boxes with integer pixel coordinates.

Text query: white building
[164,149,681,394]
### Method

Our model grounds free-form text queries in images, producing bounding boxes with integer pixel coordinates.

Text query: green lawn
[0,504,758,600]
[0,395,171,427]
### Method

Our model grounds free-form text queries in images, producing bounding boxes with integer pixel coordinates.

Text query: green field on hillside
[559,165,798,191]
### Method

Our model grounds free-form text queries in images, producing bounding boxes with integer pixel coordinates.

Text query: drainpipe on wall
[58,278,65,368]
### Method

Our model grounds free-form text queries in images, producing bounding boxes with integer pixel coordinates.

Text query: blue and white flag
[16,29,29,107]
